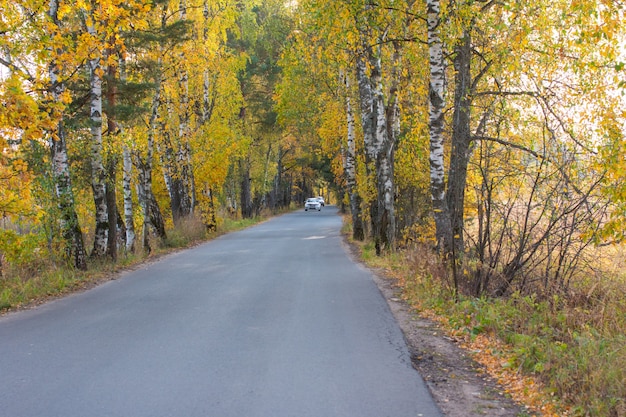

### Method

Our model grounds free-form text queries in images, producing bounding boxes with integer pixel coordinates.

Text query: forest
[1,0,625,415]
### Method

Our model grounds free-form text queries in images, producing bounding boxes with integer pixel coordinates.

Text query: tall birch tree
[426,0,451,252]
[343,73,364,241]
[46,0,88,269]
[80,3,109,258]
[354,2,404,254]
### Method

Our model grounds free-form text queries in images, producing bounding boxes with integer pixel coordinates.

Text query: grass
[353,239,626,417]
[1,263,85,311]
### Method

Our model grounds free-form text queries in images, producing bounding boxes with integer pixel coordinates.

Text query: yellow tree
[232,0,296,218]
[188,0,243,229]
[0,0,91,269]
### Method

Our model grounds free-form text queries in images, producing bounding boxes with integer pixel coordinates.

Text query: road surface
[0,207,442,417]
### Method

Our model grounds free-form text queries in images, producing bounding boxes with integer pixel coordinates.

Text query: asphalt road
[0,206,442,417]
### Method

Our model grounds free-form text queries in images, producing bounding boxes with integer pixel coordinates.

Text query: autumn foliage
[2,0,626,414]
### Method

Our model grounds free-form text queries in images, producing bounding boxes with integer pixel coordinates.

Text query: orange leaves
[0,130,37,219]
[459,333,567,417]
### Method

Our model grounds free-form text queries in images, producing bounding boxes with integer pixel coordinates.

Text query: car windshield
[307,198,317,202]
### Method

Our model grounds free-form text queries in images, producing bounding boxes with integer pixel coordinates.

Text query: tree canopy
[1,0,624,288]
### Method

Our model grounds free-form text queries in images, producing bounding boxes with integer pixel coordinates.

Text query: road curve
[0,207,442,417]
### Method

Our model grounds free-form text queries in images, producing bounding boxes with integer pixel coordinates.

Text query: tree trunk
[123,145,135,252]
[377,40,402,252]
[136,153,167,250]
[176,85,193,218]
[47,0,87,270]
[177,143,193,217]
[446,31,472,257]
[50,129,88,270]
[177,0,194,217]
[83,15,109,258]
[343,74,364,241]
[426,0,452,253]
[105,58,121,260]
[159,96,182,224]
[355,30,397,254]
[270,148,284,210]
[204,186,217,232]
[370,47,388,255]
[139,66,167,252]
[105,156,119,260]
[240,159,253,219]
[355,52,378,243]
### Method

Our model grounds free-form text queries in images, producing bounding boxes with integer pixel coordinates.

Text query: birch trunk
[105,57,121,260]
[139,65,167,252]
[370,48,388,254]
[119,58,135,252]
[122,146,135,252]
[343,75,364,241]
[355,52,376,240]
[176,92,193,219]
[377,40,402,252]
[356,32,397,254]
[159,97,184,224]
[426,0,452,252]
[177,0,194,217]
[47,0,87,269]
[85,19,109,258]
[50,128,88,270]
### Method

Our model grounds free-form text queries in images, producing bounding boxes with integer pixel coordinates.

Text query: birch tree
[48,0,88,269]
[173,0,194,220]
[426,0,451,252]
[353,2,406,254]
[75,1,108,258]
[343,73,364,241]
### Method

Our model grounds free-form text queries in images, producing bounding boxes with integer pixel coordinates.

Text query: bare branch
[471,135,586,196]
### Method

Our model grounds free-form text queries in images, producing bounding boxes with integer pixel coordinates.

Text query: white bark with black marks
[343,74,364,241]
[355,25,398,254]
[122,146,135,252]
[84,16,109,258]
[426,0,452,251]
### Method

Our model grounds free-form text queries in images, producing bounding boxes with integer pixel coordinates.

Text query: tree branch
[0,57,35,83]
[472,135,587,196]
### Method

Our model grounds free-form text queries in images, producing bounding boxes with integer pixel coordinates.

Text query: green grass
[0,266,84,310]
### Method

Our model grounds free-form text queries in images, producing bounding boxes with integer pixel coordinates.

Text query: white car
[315,197,325,207]
[304,198,322,211]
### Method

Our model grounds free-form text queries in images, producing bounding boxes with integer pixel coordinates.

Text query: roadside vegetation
[351,229,626,417]
[0,213,271,312]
